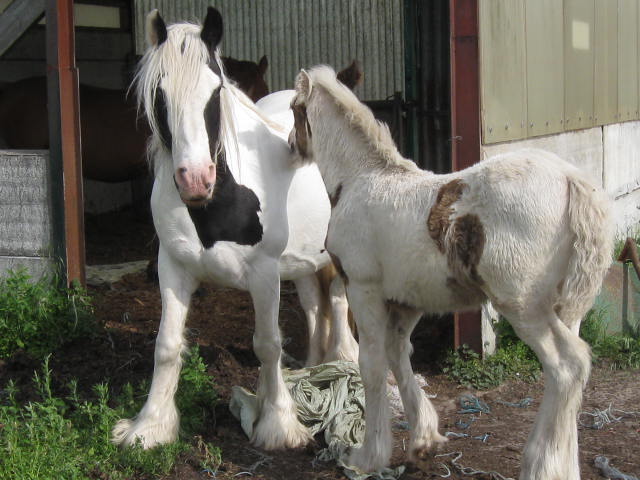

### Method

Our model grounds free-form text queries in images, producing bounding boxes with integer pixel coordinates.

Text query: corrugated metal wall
[134,0,404,101]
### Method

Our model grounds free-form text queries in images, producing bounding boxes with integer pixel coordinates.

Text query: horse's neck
[223,92,289,186]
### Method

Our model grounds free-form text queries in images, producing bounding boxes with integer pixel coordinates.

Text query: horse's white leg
[509,310,590,480]
[385,308,447,462]
[250,257,311,449]
[293,274,327,366]
[347,282,392,472]
[112,247,198,448]
[324,274,359,363]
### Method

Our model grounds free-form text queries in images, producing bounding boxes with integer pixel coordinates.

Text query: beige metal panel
[525,0,564,137]
[564,0,594,131]
[594,0,618,125]
[479,0,527,144]
[618,0,639,121]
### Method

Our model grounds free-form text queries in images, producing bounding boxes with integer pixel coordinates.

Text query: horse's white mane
[133,21,284,173]
[305,65,418,171]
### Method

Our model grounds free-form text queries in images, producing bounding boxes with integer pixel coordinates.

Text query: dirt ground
[7,207,640,480]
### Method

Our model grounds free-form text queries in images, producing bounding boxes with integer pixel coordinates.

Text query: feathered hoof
[347,444,391,474]
[251,405,311,450]
[408,432,448,462]
[111,416,179,449]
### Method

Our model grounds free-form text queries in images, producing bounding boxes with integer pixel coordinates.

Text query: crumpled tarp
[229,360,405,480]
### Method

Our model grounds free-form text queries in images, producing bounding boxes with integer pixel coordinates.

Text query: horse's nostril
[178,167,188,175]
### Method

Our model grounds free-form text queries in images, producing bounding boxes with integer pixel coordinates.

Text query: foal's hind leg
[250,256,311,450]
[509,309,591,480]
[112,247,198,448]
[385,307,447,462]
[293,273,328,366]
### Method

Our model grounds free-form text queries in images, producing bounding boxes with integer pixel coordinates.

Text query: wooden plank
[618,0,639,121]
[479,0,527,143]
[0,151,52,257]
[0,0,45,57]
[525,0,564,137]
[594,0,618,125]
[564,0,594,131]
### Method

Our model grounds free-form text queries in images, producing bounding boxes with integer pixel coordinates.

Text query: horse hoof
[111,417,178,449]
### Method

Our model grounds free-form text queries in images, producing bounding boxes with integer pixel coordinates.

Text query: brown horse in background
[0,56,270,182]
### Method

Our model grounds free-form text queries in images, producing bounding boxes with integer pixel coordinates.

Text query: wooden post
[46,0,86,286]
[450,0,482,353]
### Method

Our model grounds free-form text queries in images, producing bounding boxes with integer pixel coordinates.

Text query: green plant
[177,345,218,435]
[443,342,541,390]
[0,350,219,479]
[0,269,94,359]
[580,308,640,370]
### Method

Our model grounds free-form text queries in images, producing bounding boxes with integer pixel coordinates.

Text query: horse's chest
[187,165,263,249]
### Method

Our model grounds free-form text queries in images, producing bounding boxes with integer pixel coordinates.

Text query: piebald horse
[112,10,357,450]
[289,65,613,480]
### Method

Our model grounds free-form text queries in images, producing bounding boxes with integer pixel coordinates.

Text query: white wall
[482,121,640,238]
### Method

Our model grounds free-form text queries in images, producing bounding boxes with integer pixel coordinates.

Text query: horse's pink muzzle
[174,163,217,207]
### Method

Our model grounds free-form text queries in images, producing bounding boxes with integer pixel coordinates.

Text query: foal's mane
[133,21,284,173]
[306,66,417,170]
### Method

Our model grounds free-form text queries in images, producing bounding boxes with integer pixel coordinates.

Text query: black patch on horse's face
[204,86,222,162]
[153,89,172,150]
[187,155,263,248]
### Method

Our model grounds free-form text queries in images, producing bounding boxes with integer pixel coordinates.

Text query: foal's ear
[201,7,223,53]
[295,70,313,98]
[146,9,167,47]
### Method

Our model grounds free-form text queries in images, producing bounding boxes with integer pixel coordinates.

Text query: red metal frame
[46,0,86,286]
[450,0,482,352]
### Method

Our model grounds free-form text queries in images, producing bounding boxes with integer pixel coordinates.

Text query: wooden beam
[450,0,482,353]
[46,0,85,286]
[0,0,46,57]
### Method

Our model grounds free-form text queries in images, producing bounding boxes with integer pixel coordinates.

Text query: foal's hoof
[409,433,449,463]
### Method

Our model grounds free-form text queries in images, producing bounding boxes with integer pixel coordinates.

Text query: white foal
[289,66,614,480]
[111,10,357,453]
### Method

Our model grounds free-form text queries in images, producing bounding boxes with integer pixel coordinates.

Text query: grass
[0,270,221,479]
[0,269,94,359]
[1,347,220,480]
[444,306,640,389]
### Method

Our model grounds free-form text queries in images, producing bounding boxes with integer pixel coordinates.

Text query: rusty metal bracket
[618,237,640,281]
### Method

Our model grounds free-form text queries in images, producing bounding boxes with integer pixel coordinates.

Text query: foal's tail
[557,171,614,333]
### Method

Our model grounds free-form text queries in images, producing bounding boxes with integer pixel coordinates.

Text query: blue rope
[458,394,490,414]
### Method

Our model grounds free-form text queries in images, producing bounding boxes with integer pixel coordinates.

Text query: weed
[0,269,94,359]
[0,349,219,479]
[580,308,640,370]
[444,307,640,389]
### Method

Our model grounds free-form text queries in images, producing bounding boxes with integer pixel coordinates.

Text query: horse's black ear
[201,7,223,52]
[258,55,268,75]
[146,9,167,47]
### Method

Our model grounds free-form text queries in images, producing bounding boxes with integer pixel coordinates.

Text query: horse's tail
[557,170,614,332]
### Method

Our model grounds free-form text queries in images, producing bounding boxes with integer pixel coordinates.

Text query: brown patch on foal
[427,179,466,253]
[449,214,486,285]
